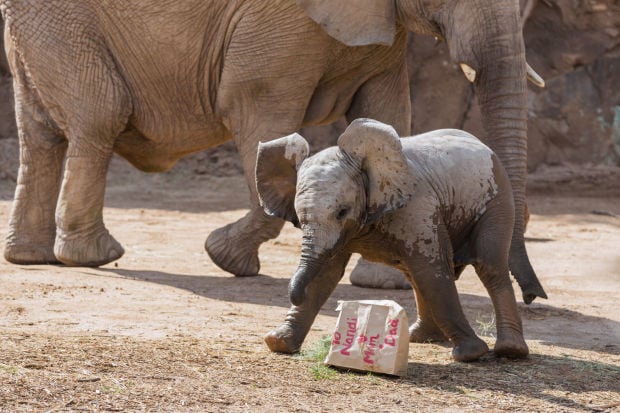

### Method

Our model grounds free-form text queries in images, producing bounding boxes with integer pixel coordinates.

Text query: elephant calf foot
[54,227,124,267]
[4,237,60,265]
[409,320,447,343]
[451,336,489,362]
[264,324,304,354]
[349,259,411,289]
[494,329,529,358]
[205,223,260,276]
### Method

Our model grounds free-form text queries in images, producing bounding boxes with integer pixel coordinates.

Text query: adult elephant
[1,0,546,302]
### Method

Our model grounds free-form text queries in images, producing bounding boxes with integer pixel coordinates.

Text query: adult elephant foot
[349,258,411,289]
[206,208,284,276]
[409,320,447,343]
[54,226,125,267]
[264,323,303,354]
[494,329,529,359]
[54,226,124,267]
[452,337,489,362]
[4,236,60,265]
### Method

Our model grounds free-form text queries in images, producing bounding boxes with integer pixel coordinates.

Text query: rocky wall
[524,0,620,167]
[1,1,619,173]
[407,0,620,170]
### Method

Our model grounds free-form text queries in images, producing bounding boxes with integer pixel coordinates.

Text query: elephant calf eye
[336,208,349,221]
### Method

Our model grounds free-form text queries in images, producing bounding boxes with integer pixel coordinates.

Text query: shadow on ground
[398,353,620,412]
[102,267,620,357]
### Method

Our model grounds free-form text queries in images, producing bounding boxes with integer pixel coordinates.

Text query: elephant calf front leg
[409,283,448,343]
[264,304,316,354]
[265,252,351,353]
[54,151,124,267]
[409,258,488,362]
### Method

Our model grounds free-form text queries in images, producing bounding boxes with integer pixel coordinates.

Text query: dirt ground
[0,154,619,412]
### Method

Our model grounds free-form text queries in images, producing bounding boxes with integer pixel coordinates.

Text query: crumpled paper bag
[325,300,409,376]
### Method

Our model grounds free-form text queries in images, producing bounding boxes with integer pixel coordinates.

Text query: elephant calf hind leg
[494,326,529,359]
[486,279,529,358]
[206,208,283,276]
[475,252,529,357]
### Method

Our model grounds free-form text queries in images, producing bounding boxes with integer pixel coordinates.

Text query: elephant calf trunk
[289,255,325,306]
[289,229,330,305]
[289,268,309,306]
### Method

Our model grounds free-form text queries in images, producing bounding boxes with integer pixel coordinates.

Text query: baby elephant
[255,118,528,362]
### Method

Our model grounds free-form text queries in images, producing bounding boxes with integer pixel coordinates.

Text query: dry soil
[0,155,618,412]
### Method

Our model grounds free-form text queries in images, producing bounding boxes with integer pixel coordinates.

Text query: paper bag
[325,300,409,376]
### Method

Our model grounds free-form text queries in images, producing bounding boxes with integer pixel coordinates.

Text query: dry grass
[1,333,618,412]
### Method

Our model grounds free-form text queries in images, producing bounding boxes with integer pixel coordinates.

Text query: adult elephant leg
[51,57,130,266]
[206,206,284,276]
[204,4,326,276]
[4,92,66,264]
[204,121,291,276]
[346,56,413,290]
[54,139,124,266]
[265,251,352,353]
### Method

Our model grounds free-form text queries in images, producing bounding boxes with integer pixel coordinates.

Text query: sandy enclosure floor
[0,158,618,412]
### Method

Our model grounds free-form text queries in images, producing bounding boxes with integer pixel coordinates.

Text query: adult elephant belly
[302,83,363,127]
[113,118,231,173]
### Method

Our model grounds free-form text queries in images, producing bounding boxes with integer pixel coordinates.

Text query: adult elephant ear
[255,134,309,224]
[338,119,415,223]
[296,0,396,46]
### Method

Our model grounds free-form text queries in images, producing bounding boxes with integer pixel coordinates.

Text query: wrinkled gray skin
[256,119,529,362]
[1,0,545,303]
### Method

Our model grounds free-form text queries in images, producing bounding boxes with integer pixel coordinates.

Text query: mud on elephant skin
[256,119,530,362]
[1,1,544,304]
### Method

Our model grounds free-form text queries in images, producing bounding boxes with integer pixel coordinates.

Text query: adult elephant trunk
[441,0,547,303]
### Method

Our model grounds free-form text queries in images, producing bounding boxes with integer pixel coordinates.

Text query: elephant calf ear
[338,119,415,222]
[255,134,310,224]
